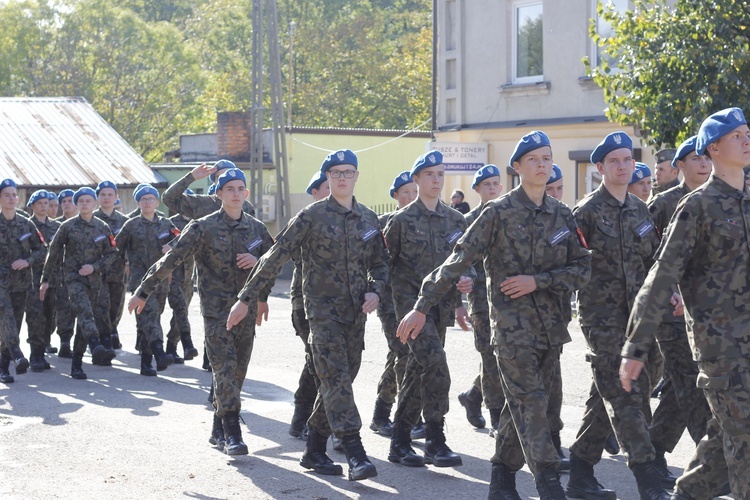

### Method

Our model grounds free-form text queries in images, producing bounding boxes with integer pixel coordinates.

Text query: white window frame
[512,0,544,84]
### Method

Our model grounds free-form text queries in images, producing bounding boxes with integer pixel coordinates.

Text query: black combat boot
[551,431,570,472]
[45,344,58,354]
[181,332,199,360]
[488,463,523,500]
[30,345,46,373]
[88,337,115,366]
[222,411,248,456]
[340,432,377,481]
[70,354,87,380]
[10,346,29,374]
[604,432,620,455]
[289,402,312,439]
[488,408,502,439]
[566,453,616,499]
[58,334,73,358]
[458,386,486,429]
[165,341,184,364]
[388,419,424,467]
[149,340,174,371]
[410,417,425,439]
[630,460,672,500]
[300,428,343,475]
[424,420,462,467]
[535,467,567,499]
[111,331,122,350]
[369,397,394,436]
[202,351,211,371]
[0,350,15,384]
[140,352,156,376]
[208,413,226,449]
[652,444,677,489]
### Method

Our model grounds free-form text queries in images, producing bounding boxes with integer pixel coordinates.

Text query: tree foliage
[586,0,750,148]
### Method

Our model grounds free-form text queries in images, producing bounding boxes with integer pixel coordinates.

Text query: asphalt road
[0,280,731,499]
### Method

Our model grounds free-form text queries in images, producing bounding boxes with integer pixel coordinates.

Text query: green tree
[586,0,750,148]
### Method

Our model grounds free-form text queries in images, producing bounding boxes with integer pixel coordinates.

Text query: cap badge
[532,133,541,144]
[428,154,435,163]
[613,134,622,145]
[401,173,409,181]
[337,151,345,161]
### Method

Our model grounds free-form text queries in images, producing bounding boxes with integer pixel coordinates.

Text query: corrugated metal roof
[0,96,166,188]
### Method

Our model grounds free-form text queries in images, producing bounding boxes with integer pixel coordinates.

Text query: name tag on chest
[18,232,31,242]
[245,236,263,252]
[360,227,378,242]
[157,231,171,240]
[446,230,463,245]
[634,220,654,237]
[93,234,106,243]
[548,226,570,245]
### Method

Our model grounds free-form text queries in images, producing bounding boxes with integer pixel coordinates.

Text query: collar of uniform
[510,185,553,213]
[414,197,448,218]
[597,183,636,210]
[219,208,247,227]
[74,214,95,226]
[326,195,363,216]
[709,174,746,200]
[139,213,161,224]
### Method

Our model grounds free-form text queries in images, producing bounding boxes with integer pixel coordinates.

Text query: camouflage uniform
[623,175,750,498]
[40,215,117,355]
[646,183,711,452]
[116,213,178,355]
[413,186,590,476]
[570,185,660,467]
[648,177,680,201]
[237,197,387,438]
[136,208,274,416]
[165,214,195,349]
[162,172,255,219]
[25,215,60,350]
[384,199,470,428]
[0,213,46,354]
[52,215,75,348]
[93,208,129,346]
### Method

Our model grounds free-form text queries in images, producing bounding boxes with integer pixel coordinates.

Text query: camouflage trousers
[650,324,711,452]
[0,288,26,352]
[491,343,561,477]
[55,284,75,341]
[570,326,655,466]
[292,307,319,409]
[470,312,505,411]
[166,276,193,346]
[204,315,255,417]
[135,285,167,355]
[67,280,105,355]
[97,279,125,342]
[375,312,409,406]
[673,358,750,499]
[393,315,450,426]
[25,280,55,348]
[307,318,365,438]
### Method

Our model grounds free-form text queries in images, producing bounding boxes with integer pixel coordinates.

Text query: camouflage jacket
[136,209,274,320]
[414,187,590,348]
[624,175,750,363]
[163,172,255,220]
[574,185,659,328]
[93,208,129,282]
[465,204,489,316]
[648,177,680,202]
[168,214,195,288]
[376,211,396,319]
[238,196,388,324]
[116,214,178,291]
[29,215,60,285]
[0,213,47,292]
[384,198,471,327]
[41,215,117,288]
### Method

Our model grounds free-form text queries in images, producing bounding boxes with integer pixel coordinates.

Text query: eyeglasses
[138,196,158,203]
[327,170,356,179]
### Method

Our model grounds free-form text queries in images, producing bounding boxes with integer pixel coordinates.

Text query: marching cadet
[649,148,679,200]
[397,132,590,499]
[621,107,750,499]
[288,171,330,440]
[25,190,60,371]
[56,189,78,221]
[163,159,255,219]
[369,171,417,437]
[643,135,712,473]
[0,179,45,383]
[40,187,117,380]
[628,162,653,202]
[93,181,128,351]
[385,150,472,470]
[116,185,178,375]
[569,131,672,500]
[51,189,77,358]
[227,149,386,481]
[130,168,274,456]
[456,164,504,436]
[46,191,59,219]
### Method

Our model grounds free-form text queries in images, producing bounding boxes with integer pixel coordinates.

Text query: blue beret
[0,178,17,193]
[216,168,246,191]
[509,131,551,166]
[389,171,414,198]
[184,188,194,195]
[73,187,97,204]
[47,190,57,199]
[410,149,443,176]
[472,164,500,189]
[207,183,217,196]
[547,164,563,185]
[696,107,747,155]
[58,189,75,201]
[672,136,698,167]
[306,171,327,195]
[27,189,49,206]
[630,162,652,184]
[95,180,117,195]
[115,197,121,205]
[209,159,237,182]
[320,149,358,173]
[591,131,633,164]
[134,184,159,202]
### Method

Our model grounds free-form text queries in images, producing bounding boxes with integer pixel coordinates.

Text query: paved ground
[0,280,731,499]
